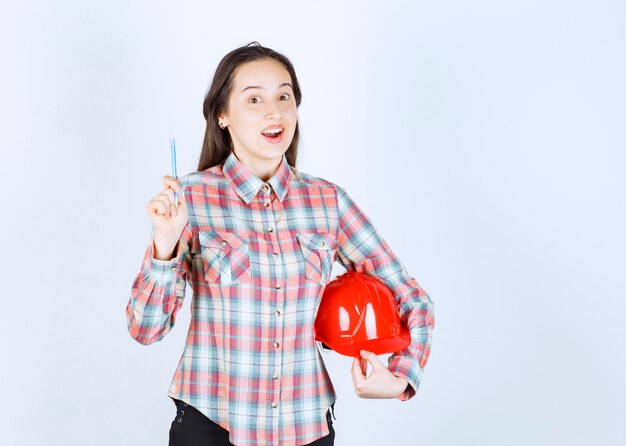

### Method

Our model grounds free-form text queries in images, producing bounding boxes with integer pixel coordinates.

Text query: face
[219,58,298,166]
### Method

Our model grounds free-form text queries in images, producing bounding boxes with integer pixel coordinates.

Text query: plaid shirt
[126,151,435,446]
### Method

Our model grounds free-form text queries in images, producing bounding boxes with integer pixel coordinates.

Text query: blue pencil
[170,136,178,209]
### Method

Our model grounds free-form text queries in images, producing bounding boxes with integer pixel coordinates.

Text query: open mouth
[261,127,284,143]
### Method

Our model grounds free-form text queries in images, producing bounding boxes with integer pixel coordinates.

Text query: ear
[217,113,230,127]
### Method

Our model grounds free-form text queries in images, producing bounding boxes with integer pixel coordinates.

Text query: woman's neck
[233,150,282,182]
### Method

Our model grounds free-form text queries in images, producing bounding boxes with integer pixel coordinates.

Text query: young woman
[126,42,435,446]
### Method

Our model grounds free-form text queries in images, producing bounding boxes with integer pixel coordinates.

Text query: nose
[265,99,283,120]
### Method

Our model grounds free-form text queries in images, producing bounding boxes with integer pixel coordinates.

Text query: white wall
[2,0,625,444]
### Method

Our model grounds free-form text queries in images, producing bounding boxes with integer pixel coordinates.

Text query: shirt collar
[223,151,293,204]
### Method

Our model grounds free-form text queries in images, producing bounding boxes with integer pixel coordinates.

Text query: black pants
[168,398,335,445]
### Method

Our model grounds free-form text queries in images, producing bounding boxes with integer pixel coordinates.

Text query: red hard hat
[314,271,411,357]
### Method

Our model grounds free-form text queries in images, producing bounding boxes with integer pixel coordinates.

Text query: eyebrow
[241,82,293,94]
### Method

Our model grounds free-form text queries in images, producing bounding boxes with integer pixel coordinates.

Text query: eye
[280,94,290,101]
[248,96,261,104]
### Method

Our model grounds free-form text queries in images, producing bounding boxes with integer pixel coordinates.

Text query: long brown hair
[197,41,302,172]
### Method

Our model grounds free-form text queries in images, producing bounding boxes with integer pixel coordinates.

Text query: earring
[219,122,225,129]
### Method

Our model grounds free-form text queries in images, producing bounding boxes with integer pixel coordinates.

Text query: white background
[2,0,625,445]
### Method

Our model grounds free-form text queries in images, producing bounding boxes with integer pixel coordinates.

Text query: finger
[157,190,174,205]
[147,197,169,216]
[159,189,176,212]
[161,188,175,200]
[360,350,386,372]
[170,188,186,213]
[163,175,181,194]
[351,360,365,393]
[352,357,365,383]
[155,192,175,218]
[360,357,368,376]
[162,179,185,213]
[176,188,186,207]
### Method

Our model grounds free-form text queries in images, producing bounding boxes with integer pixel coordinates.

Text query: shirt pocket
[198,230,251,286]
[296,232,336,287]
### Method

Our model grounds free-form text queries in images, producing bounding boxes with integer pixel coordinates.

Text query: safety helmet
[314,271,411,357]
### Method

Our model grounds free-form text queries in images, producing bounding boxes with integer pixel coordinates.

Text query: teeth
[263,128,282,135]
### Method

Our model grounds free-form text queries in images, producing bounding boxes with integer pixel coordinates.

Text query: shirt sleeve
[125,222,194,345]
[334,184,435,401]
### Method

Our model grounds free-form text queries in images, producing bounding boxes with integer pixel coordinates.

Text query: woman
[126,41,435,446]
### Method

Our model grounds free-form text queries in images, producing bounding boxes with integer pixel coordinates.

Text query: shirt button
[272,252,279,257]
[272,374,279,380]
[275,310,281,316]
[170,266,176,271]
[264,202,270,208]
[275,283,281,289]
[271,401,278,408]
[274,342,280,349]
[267,227,274,233]
[262,184,270,192]
[221,240,228,246]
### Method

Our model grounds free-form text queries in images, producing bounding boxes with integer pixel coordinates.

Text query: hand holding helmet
[314,271,412,399]
[352,350,410,399]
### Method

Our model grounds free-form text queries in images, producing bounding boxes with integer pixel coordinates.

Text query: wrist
[153,237,179,261]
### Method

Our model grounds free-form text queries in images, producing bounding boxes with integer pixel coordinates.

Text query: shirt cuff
[387,355,422,401]
[147,240,179,284]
